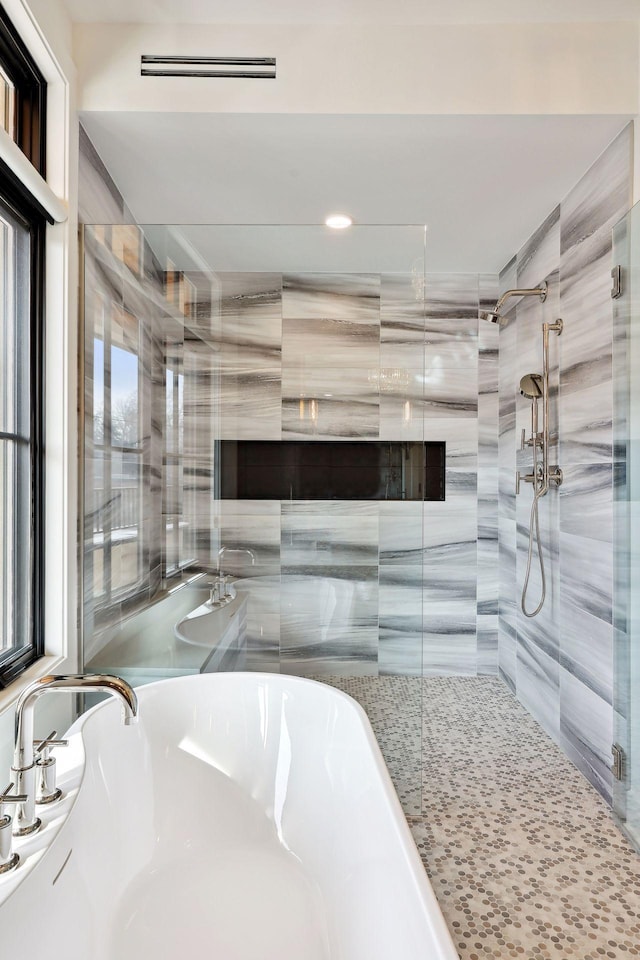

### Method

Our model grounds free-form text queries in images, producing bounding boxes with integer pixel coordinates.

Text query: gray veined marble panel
[214,499,281,518]
[378,615,423,676]
[380,272,425,367]
[559,599,613,705]
[422,366,478,418]
[217,272,282,322]
[559,530,613,625]
[378,565,422,618]
[280,569,378,619]
[479,273,499,305]
[379,506,424,566]
[422,615,477,676]
[478,394,498,454]
[478,490,498,540]
[559,254,614,385]
[558,375,612,465]
[282,273,380,321]
[477,614,498,675]
[516,634,561,742]
[282,316,379,368]
[479,349,499,396]
[516,205,560,292]
[282,370,380,439]
[279,618,378,677]
[218,366,282,441]
[498,624,517,693]
[477,538,498,616]
[281,512,379,567]
[281,499,378,518]
[424,319,478,369]
[422,504,477,545]
[379,270,426,366]
[559,665,613,803]
[498,467,516,521]
[425,274,478,319]
[445,467,478,504]
[560,124,632,264]
[559,462,613,543]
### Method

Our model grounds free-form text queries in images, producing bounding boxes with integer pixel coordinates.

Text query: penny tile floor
[320,675,640,960]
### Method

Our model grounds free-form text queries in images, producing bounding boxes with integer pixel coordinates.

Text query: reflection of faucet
[11,674,138,840]
[217,546,256,579]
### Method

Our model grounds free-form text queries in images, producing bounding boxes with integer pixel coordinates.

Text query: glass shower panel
[613,202,640,851]
[81,223,427,815]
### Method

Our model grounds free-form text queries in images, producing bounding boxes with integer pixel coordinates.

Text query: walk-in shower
[480,284,562,617]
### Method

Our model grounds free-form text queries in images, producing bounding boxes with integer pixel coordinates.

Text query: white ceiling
[80,112,629,273]
[64,0,640,24]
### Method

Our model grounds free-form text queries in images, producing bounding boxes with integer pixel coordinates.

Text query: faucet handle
[0,783,28,809]
[33,730,68,762]
[0,784,27,874]
[32,732,68,805]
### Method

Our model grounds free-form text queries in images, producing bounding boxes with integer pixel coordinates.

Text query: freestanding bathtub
[0,673,457,959]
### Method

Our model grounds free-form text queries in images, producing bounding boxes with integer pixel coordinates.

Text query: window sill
[0,653,66,719]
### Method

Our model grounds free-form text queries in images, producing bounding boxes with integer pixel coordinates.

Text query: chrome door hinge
[611,742,625,781]
[611,265,623,300]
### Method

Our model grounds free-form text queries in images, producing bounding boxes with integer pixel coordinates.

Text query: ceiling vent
[140,55,276,79]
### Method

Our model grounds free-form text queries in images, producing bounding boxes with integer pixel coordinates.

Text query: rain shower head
[479,309,501,324]
[519,373,543,400]
[479,281,547,326]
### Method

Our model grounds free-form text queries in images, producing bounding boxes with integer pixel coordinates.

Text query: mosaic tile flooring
[319,675,640,960]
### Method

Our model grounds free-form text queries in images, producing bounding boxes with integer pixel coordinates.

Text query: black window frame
[0,4,46,687]
[0,1,46,175]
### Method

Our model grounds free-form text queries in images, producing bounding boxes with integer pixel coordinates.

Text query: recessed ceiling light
[325,213,352,229]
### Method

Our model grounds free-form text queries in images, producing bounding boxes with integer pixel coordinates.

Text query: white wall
[0,0,79,773]
[73,21,639,116]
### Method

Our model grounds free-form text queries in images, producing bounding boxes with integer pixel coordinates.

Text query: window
[0,4,46,686]
[92,300,146,604]
[0,3,45,172]
[0,171,45,685]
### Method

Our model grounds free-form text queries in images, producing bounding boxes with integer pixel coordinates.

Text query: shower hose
[521,479,546,618]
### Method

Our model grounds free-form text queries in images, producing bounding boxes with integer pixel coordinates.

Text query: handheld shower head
[519,373,543,400]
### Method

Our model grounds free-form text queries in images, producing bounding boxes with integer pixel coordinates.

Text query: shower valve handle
[520,429,544,450]
[515,471,536,495]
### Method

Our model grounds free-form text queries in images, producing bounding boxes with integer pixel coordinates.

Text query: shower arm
[494,283,547,315]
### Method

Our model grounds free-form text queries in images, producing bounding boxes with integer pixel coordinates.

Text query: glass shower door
[613,202,640,851]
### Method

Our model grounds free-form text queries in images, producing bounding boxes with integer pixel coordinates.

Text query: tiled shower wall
[497,123,633,803]
[207,271,499,677]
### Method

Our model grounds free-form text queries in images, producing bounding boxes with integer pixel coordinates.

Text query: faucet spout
[12,673,138,836]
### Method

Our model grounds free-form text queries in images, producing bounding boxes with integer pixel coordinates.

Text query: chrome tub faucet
[11,674,138,841]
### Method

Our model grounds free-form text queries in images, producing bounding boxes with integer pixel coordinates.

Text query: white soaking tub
[0,673,457,960]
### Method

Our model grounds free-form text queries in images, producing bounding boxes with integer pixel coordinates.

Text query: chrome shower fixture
[479,282,547,324]
[519,373,543,400]
[516,318,563,619]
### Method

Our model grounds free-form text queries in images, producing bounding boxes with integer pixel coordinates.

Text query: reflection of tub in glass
[234,574,376,674]
[177,587,248,673]
[175,585,245,649]
[86,583,248,687]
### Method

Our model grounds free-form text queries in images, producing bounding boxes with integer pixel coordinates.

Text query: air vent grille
[141,55,276,79]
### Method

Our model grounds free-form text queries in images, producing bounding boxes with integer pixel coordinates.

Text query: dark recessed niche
[220,441,445,501]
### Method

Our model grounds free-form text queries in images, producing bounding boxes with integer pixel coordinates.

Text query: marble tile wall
[224,271,499,678]
[497,123,633,804]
